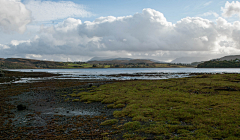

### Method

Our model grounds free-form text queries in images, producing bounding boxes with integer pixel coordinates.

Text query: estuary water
[10,67,240,75]
[8,68,240,83]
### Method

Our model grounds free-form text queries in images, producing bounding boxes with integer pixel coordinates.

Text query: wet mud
[0,71,132,139]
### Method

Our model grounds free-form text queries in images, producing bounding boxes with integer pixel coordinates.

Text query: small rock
[17,104,26,111]
[89,84,93,88]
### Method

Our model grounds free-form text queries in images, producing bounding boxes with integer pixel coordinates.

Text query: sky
[1,0,240,63]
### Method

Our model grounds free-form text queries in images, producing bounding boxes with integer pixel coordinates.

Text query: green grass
[77,74,240,139]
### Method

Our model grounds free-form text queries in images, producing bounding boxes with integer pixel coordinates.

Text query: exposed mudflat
[0,71,132,139]
[7,83,118,126]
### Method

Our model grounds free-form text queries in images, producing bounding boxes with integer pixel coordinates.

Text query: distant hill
[88,57,166,64]
[190,62,205,67]
[0,57,193,69]
[88,59,157,65]
[89,57,133,61]
[0,58,65,69]
[146,59,166,63]
[213,55,240,61]
[197,55,240,68]
[171,57,211,64]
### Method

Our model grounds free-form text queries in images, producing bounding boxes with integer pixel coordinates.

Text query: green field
[64,63,93,68]
[64,74,240,139]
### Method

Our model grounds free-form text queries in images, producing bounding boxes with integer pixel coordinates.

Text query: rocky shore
[0,71,132,139]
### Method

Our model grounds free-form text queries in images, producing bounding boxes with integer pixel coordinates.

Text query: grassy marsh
[74,74,240,139]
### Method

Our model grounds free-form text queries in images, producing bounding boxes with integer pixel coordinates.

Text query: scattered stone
[89,84,93,88]
[17,104,26,111]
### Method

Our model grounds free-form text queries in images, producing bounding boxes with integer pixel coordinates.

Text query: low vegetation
[74,74,240,139]
[100,119,119,126]
[197,59,240,68]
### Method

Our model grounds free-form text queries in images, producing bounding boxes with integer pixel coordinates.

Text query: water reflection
[5,68,240,84]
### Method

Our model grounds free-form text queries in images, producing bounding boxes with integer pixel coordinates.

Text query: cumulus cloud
[0,0,31,33]
[25,0,93,22]
[222,1,240,17]
[2,8,240,62]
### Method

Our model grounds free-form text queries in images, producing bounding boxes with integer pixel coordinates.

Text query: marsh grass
[76,74,240,139]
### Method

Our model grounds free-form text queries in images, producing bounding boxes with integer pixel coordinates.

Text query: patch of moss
[132,115,148,122]
[122,133,137,139]
[100,119,118,126]
[114,103,125,108]
[123,121,141,130]
[72,99,79,102]
[101,132,109,136]
[64,98,70,101]
[107,104,115,108]
[113,111,126,118]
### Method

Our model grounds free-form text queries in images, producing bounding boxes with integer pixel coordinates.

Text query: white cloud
[0,0,31,33]
[25,54,42,59]
[222,1,240,17]
[2,8,240,62]
[25,0,93,22]
[11,40,31,46]
[204,1,212,6]
[0,44,10,49]
[200,11,219,17]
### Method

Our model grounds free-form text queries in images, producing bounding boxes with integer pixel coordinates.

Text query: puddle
[42,107,99,116]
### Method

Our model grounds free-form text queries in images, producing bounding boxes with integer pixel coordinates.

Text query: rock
[0,73,4,77]
[17,104,26,111]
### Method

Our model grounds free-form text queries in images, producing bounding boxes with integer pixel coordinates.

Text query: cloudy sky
[1,0,240,62]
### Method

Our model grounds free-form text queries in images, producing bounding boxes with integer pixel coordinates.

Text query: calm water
[7,68,240,83]
[10,68,240,75]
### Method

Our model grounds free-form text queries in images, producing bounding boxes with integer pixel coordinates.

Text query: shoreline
[1,70,240,139]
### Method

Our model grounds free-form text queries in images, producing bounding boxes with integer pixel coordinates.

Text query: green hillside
[197,59,240,68]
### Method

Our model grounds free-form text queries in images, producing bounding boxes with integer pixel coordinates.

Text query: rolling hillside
[0,58,193,69]
[197,55,240,68]
[0,58,66,69]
